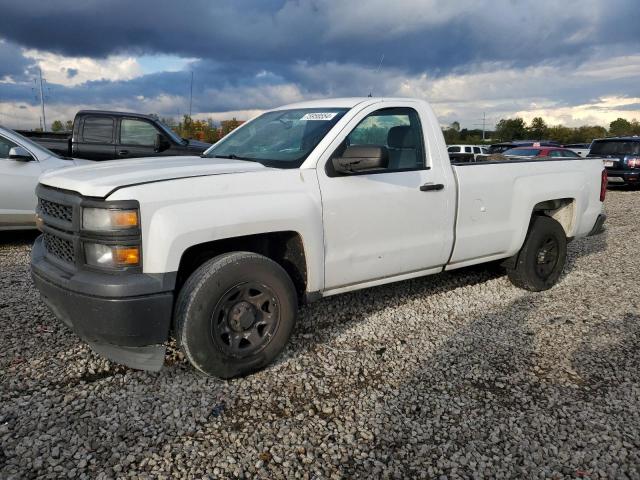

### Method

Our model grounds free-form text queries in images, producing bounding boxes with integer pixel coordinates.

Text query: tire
[507,215,567,292]
[175,252,298,378]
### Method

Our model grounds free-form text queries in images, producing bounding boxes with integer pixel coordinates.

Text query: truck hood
[39,155,267,197]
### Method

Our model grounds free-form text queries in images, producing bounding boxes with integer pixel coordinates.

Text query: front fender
[108,168,325,293]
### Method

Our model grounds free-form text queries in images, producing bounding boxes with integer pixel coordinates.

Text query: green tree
[220,118,243,137]
[51,120,64,132]
[609,118,632,136]
[450,121,460,132]
[528,117,548,140]
[65,120,73,131]
[495,117,527,141]
[442,127,460,145]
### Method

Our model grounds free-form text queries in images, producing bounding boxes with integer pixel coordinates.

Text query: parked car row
[447,136,640,186]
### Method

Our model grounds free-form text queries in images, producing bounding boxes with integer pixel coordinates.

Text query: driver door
[317,104,455,290]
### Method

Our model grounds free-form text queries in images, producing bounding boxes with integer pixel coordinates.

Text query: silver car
[0,126,91,230]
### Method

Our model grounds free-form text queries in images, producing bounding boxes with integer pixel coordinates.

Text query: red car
[502,146,582,158]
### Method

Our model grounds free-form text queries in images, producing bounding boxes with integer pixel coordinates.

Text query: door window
[82,117,114,143]
[0,136,18,159]
[473,147,481,154]
[464,146,472,153]
[120,119,159,146]
[561,150,580,158]
[341,107,425,172]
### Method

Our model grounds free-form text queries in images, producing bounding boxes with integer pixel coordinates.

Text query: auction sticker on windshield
[301,112,339,121]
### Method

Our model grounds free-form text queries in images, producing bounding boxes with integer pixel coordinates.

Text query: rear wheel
[507,215,567,291]
[175,252,297,378]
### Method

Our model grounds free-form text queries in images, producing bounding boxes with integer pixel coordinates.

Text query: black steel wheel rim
[211,282,280,358]
[535,235,560,279]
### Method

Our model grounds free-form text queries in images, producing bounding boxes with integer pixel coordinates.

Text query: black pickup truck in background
[18,111,211,161]
[588,136,640,186]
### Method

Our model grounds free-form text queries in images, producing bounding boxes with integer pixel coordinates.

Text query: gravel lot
[1,189,639,479]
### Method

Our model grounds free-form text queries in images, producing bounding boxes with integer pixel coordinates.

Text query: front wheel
[175,252,298,378]
[507,215,567,291]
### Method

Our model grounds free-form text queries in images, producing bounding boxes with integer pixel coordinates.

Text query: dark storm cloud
[1,0,639,73]
[0,40,36,80]
[1,0,639,123]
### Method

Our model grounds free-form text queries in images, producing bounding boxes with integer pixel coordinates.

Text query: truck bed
[16,130,70,156]
[448,157,604,269]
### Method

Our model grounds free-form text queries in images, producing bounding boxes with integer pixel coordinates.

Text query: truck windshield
[156,119,186,145]
[202,108,349,168]
[590,140,640,156]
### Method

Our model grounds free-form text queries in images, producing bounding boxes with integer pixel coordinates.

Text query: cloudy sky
[1,0,639,130]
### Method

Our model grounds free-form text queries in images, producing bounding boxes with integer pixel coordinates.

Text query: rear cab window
[590,140,640,156]
[82,116,115,143]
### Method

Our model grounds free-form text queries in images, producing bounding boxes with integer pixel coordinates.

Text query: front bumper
[606,169,640,185]
[31,236,175,371]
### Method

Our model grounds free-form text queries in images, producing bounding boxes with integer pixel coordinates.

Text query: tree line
[443,117,640,145]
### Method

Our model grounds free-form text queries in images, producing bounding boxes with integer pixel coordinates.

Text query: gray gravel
[1,189,639,479]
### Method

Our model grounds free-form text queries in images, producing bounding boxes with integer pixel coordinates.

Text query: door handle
[419,183,444,192]
[118,150,129,156]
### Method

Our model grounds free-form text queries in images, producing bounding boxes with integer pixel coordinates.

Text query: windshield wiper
[209,154,257,162]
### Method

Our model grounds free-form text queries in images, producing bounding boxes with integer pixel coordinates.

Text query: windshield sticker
[300,112,338,121]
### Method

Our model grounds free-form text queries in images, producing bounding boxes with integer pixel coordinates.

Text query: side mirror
[332,145,389,174]
[9,146,34,161]
[154,133,171,152]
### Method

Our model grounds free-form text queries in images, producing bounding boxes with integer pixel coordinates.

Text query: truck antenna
[368,54,385,97]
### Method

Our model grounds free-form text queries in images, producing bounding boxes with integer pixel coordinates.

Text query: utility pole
[473,112,494,142]
[38,68,47,131]
[189,71,194,119]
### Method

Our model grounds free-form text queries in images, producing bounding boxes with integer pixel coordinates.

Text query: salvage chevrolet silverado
[31,97,608,378]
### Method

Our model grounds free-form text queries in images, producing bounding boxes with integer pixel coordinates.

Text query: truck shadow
[288,227,608,363]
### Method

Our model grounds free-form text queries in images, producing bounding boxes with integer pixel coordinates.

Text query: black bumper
[606,169,640,185]
[31,236,175,371]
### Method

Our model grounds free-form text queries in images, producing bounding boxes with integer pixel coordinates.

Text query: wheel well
[176,231,308,302]
[532,198,575,236]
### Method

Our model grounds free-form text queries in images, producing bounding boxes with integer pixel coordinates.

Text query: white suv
[447,144,488,161]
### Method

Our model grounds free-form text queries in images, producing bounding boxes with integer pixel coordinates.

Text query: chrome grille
[43,233,74,264]
[39,199,73,223]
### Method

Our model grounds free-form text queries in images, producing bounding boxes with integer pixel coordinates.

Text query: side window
[0,136,18,159]
[343,107,425,172]
[473,147,481,154]
[481,147,488,154]
[120,119,159,146]
[549,150,563,158]
[562,150,580,158]
[464,146,472,153]
[82,116,114,143]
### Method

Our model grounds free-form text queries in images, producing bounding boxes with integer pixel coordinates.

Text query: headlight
[85,243,140,268]
[83,208,139,231]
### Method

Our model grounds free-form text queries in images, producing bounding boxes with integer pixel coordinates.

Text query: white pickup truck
[31,97,607,378]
